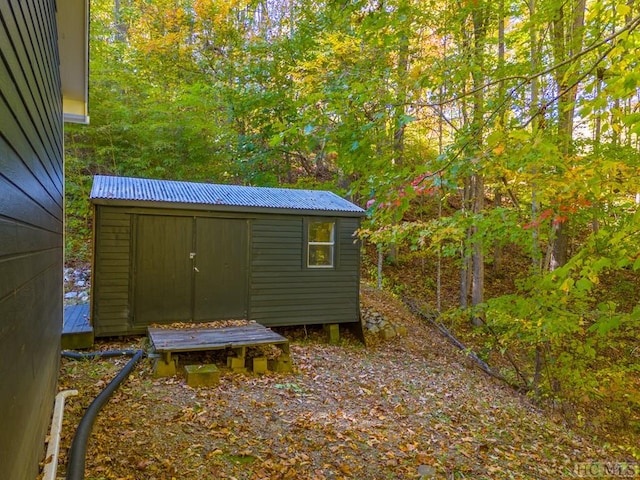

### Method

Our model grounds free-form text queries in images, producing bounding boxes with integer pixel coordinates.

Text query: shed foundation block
[324,323,340,345]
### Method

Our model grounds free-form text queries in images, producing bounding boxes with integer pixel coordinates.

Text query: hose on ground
[61,349,140,360]
[64,349,145,480]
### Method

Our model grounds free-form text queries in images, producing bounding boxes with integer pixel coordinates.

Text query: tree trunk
[387,0,411,267]
[460,178,472,309]
[469,2,488,326]
[529,0,542,270]
[493,0,505,276]
[549,222,569,270]
[114,0,128,42]
[393,30,409,167]
[471,172,485,326]
[493,188,503,273]
[437,82,445,312]
[550,0,586,270]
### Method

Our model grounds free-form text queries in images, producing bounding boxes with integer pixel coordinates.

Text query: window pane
[309,222,334,242]
[309,245,333,266]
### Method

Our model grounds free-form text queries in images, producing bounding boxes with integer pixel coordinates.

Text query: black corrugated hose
[63,349,145,480]
[61,349,141,360]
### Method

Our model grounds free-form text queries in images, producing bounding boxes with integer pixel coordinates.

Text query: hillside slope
[50,284,626,479]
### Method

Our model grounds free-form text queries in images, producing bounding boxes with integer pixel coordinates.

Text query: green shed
[89,175,366,337]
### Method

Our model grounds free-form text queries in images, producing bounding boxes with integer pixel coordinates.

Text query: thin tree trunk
[437,186,443,312]
[471,172,485,326]
[530,0,541,270]
[493,188,503,273]
[377,245,383,290]
[393,31,409,167]
[532,344,544,400]
[493,0,505,275]
[460,178,472,309]
[550,222,569,270]
[594,73,602,152]
[387,0,410,267]
[437,82,445,312]
[550,0,586,271]
[470,3,487,326]
[114,0,128,42]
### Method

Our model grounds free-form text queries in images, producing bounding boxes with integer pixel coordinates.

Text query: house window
[308,221,335,268]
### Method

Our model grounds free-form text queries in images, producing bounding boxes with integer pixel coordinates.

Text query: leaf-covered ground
[49,286,625,480]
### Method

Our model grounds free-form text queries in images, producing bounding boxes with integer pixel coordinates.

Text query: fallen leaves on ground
[47,287,625,480]
[150,319,253,329]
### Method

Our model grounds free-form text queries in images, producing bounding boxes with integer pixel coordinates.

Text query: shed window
[308,221,335,268]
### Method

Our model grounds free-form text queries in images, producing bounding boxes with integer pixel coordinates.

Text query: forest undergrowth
[361,239,640,461]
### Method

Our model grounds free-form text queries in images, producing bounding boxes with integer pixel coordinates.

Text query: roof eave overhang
[58,0,89,124]
[90,198,366,218]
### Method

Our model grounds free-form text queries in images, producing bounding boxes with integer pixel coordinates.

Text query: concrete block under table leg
[227,356,247,373]
[252,356,268,374]
[153,355,177,377]
[184,364,220,387]
[227,347,247,373]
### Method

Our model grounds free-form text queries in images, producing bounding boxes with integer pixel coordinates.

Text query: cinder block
[227,356,247,373]
[184,364,220,387]
[268,354,293,373]
[252,356,268,374]
[324,323,340,345]
[153,357,177,377]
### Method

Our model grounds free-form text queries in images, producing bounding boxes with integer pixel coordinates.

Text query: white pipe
[42,389,79,480]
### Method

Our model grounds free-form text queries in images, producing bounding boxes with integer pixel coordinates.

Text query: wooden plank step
[62,304,94,349]
[62,304,92,334]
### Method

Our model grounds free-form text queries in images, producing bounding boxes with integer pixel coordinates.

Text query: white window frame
[307,220,335,268]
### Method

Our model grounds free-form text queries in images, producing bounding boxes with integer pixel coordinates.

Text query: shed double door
[134,215,248,326]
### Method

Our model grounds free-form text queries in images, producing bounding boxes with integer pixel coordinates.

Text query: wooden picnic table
[147,323,291,376]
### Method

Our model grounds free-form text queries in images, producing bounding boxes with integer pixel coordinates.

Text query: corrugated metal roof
[90,175,365,215]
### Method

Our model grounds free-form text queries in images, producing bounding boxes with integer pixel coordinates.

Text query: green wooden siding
[93,208,361,335]
[92,207,131,336]
[249,217,361,326]
[0,1,64,479]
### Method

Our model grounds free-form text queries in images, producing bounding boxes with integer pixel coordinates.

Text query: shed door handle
[189,252,196,259]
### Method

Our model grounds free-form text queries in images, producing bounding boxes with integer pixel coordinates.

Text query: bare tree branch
[411,13,640,109]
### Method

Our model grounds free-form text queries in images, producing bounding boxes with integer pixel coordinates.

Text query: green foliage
[484,207,640,431]
[65,0,640,446]
[64,155,94,263]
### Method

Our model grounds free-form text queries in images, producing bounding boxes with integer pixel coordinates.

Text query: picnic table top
[147,323,289,354]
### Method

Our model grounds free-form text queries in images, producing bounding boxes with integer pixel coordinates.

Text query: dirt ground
[47,285,625,480]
